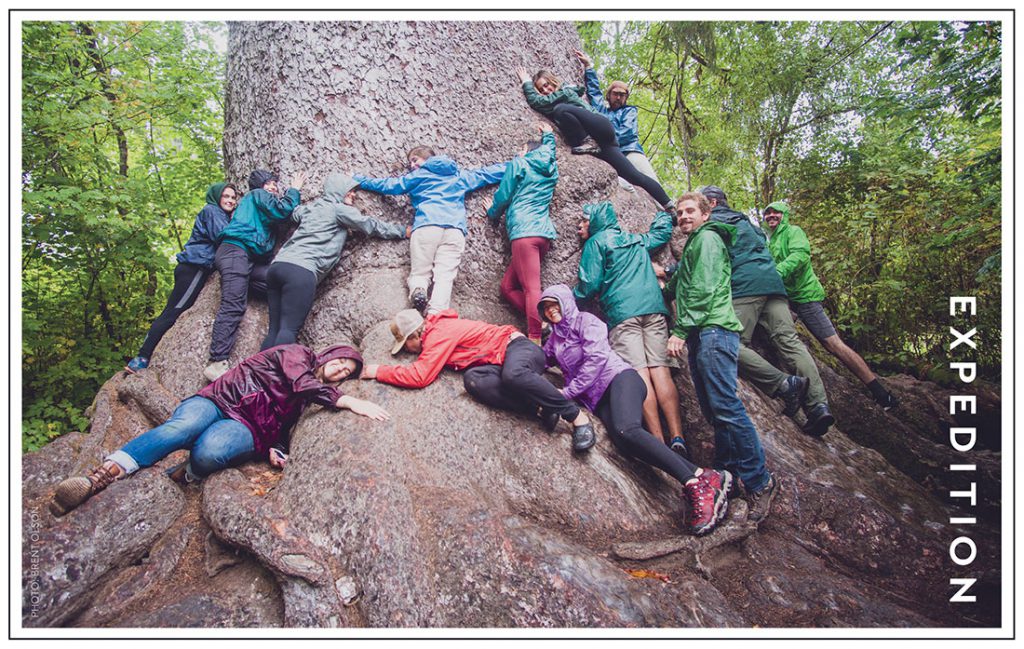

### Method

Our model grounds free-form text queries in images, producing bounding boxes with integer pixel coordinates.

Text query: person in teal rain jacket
[354,147,506,315]
[485,123,559,343]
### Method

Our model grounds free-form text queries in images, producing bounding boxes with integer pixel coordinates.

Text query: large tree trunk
[22,21,1000,629]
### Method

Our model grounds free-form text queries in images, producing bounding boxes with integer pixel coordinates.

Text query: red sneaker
[684,469,732,536]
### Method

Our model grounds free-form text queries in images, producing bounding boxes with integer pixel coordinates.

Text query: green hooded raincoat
[663,220,742,339]
[486,131,558,241]
[764,201,826,304]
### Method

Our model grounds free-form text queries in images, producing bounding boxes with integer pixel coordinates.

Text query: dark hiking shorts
[792,301,838,341]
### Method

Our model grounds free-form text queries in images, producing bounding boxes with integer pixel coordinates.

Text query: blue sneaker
[125,356,149,373]
[670,436,691,461]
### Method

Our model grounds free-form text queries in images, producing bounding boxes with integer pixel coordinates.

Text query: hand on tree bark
[360,364,379,380]
[291,170,308,191]
[515,67,531,84]
[573,48,592,68]
[536,122,552,133]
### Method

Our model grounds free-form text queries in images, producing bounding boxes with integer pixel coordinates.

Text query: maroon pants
[500,237,551,339]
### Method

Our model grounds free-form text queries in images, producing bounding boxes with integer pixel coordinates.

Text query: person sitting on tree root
[354,147,506,316]
[573,201,691,459]
[762,201,899,411]
[665,192,778,524]
[538,284,731,536]
[484,123,559,345]
[204,169,307,383]
[514,66,675,213]
[51,344,389,517]
[360,309,597,453]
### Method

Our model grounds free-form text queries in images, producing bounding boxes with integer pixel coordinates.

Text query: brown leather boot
[50,462,123,517]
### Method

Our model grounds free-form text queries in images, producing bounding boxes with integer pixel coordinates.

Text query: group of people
[52,52,898,540]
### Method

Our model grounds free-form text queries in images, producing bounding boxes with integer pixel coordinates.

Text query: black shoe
[877,391,899,412]
[410,289,428,315]
[802,403,835,437]
[539,409,560,432]
[670,436,691,462]
[571,137,600,155]
[572,423,596,452]
[777,375,809,418]
[747,472,779,523]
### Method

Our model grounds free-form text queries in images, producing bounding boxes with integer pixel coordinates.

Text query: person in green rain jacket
[486,124,559,343]
[664,192,777,525]
[573,201,688,453]
[763,201,898,411]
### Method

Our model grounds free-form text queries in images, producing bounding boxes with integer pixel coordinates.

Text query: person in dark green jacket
[764,201,898,411]
[699,185,833,437]
[573,201,688,452]
[205,169,306,383]
[485,123,559,343]
[664,192,778,524]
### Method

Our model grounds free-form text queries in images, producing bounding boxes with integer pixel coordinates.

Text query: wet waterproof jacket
[376,310,519,389]
[273,173,407,283]
[219,186,302,260]
[521,81,591,114]
[573,202,672,330]
[663,221,742,339]
[486,132,558,241]
[708,205,786,299]
[196,344,364,455]
[354,156,505,235]
[583,69,642,154]
[540,284,631,411]
[764,201,826,304]
[176,183,233,268]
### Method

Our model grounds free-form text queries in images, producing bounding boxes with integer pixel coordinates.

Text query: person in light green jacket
[485,123,559,344]
[764,201,899,411]
[260,173,410,350]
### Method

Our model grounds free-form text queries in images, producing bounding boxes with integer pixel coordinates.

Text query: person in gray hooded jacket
[260,173,410,350]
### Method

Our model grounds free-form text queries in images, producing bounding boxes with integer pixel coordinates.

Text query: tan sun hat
[390,309,425,355]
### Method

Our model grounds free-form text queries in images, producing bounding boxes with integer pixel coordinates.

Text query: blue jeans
[687,327,769,493]
[108,396,256,479]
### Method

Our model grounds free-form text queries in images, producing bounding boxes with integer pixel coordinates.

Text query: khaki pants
[626,152,660,183]
[409,225,466,314]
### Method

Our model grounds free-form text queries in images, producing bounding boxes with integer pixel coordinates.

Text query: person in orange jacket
[360,309,597,451]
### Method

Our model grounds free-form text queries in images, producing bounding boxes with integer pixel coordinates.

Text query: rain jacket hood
[663,220,743,339]
[485,131,558,241]
[709,204,786,298]
[218,177,302,259]
[176,182,234,268]
[539,284,631,411]
[205,182,229,206]
[315,344,364,379]
[764,201,826,303]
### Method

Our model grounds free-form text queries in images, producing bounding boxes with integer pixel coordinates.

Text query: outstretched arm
[335,204,407,240]
[461,161,507,192]
[641,210,674,253]
[354,168,424,196]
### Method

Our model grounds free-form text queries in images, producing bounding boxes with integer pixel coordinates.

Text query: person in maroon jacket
[50,344,388,517]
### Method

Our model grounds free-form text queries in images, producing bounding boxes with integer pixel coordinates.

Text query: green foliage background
[20,20,1002,450]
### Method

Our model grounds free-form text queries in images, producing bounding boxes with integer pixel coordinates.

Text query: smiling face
[321,358,357,383]
[408,154,426,171]
[607,88,629,110]
[534,75,559,96]
[219,186,238,212]
[764,208,783,229]
[676,198,710,235]
[262,179,279,195]
[541,300,562,324]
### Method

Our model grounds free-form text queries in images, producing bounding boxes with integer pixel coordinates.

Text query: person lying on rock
[538,284,731,536]
[204,169,308,383]
[126,182,239,374]
[664,192,778,524]
[360,309,597,452]
[762,201,899,411]
[354,146,507,316]
[573,201,691,459]
[514,65,674,212]
[50,344,389,517]
[483,122,559,345]
[261,172,410,351]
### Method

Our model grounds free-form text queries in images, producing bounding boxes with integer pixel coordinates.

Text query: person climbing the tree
[361,308,597,452]
[484,122,559,345]
[261,173,410,351]
[572,48,662,196]
[125,182,239,374]
[538,285,730,536]
[50,344,389,517]
[762,201,899,411]
[664,192,778,524]
[354,147,506,316]
[514,65,674,212]
[204,169,307,383]
[573,201,691,459]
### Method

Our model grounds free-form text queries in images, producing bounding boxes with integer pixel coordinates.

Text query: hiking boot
[776,375,809,418]
[571,138,600,155]
[50,462,123,517]
[125,356,149,374]
[669,436,691,462]
[203,359,230,383]
[571,422,596,452]
[410,288,429,315]
[661,199,676,214]
[164,460,197,485]
[802,402,835,437]
[876,391,900,412]
[539,408,560,432]
[746,472,779,524]
[685,469,732,536]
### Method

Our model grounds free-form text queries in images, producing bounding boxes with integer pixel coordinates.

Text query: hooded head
[581,202,620,239]
[314,344,364,384]
[419,155,459,177]
[206,182,228,206]
[763,200,791,234]
[248,169,279,191]
[537,284,581,332]
[323,173,360,199]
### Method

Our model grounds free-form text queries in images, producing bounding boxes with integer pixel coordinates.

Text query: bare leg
[635,367,665,441]
[821,334,876,385]
[649,366,683,442]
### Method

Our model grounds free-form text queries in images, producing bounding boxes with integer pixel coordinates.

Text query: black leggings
[261,261,318,350]
[463,337,580,421]
[596,370,698,484]
[209,243,269,361]
[138,262,211,359]
[549,103,670,206]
